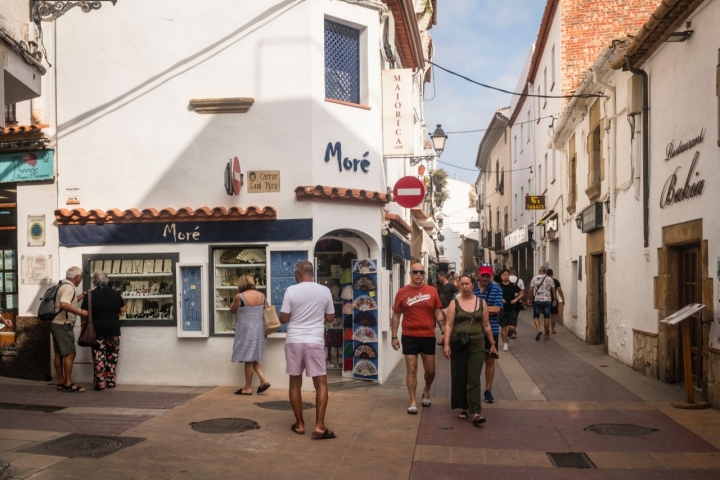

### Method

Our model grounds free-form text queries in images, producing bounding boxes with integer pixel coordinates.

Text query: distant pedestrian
[280,261,336,439]
[498,269,524,351]
[473,265,503,403]
[436,271,458,346]
[443,274,495,425]
[80,271,125,391]
[547,269,564,334]
[527,266,556,341]
[51,266,88,393]
[392,263,444,414]
[230,274,271,395]
[508,268,525,337]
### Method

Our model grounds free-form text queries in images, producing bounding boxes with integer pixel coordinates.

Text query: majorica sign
[660,130,705,209]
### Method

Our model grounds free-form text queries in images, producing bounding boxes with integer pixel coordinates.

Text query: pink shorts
[285,343,327,378]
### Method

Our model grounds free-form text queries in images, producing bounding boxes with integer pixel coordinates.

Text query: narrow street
[2,311,720,479]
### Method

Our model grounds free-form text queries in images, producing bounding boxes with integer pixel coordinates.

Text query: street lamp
[575,215,583,230]
[430,124,448,155]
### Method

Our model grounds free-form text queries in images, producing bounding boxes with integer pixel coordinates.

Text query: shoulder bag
[78,290,98,348]
[450,297,480,351]
[263,294,281,336]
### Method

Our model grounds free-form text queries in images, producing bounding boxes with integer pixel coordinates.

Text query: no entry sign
[393,176,426,208]
[232,157,242,195]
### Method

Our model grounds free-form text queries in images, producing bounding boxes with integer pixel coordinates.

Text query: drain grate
[547,452,596,469]
[584,423,657,437]
[190,418,259,434]
[256,401,315,411]
[21,433,145,459]
[0,402,65,413]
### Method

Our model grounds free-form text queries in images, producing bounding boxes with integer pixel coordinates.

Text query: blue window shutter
[324,20,360,104]
[270,251,308,332]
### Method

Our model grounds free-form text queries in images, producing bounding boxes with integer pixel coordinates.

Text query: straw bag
[264,301,281,336]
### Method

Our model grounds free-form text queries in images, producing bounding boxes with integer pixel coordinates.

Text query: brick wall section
[560,0,658,97]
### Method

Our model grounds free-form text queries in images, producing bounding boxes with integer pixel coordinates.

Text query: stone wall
[707,348,720,409]
[0,317,50,381]
[632,329,658,379]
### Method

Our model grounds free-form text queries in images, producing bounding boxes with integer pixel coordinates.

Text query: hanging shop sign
[27,215,45,246]
[247,170,280,193]
[381,69,414,156]
[469,221,480,229]
[58,219,313,246]
[505,225,527,250]
[581,202,603,233]
[393,176,425,208]
[0,150,54,183]
[324,142,371,173]
[660,130,705,208]
[525,195,546,210]
[390,234,411,261]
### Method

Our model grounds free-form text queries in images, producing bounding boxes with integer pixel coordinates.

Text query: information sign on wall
[27,215,45,246]
[247,170,280,193]
[382,69,413,156]
[581,202,603,233]
[20,254,52,285]
[0,150,54,183]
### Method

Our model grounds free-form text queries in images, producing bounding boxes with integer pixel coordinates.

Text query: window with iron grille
[325,20,360,104]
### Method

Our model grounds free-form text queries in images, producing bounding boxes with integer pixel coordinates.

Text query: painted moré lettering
[163,223,201,242]
[324,142,371,173]
[660,151,705,208]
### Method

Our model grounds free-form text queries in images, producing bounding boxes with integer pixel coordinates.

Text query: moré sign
[0,150,54,183]
[324,142,371,173]
[660,129,705,209]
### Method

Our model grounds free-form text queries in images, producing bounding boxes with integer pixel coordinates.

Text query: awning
[535,209,556,226]
[423,229,437,262]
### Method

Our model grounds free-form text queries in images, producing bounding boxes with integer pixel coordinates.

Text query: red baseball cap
[478,265,493,276]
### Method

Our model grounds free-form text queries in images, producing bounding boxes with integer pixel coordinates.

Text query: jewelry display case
[210,246,268,336]
[176,263,208,338]
[82,253,179,327]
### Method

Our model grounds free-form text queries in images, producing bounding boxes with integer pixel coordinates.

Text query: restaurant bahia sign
[0,150,54,183]
[660,129,705,208]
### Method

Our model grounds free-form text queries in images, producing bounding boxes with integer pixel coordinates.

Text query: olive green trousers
[450,340,485,414]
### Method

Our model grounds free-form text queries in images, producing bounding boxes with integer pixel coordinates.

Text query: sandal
[257,383,271,394]
[290,423,304,435]
[458,411,468,419]
[473,415,487,426]
[107,382,116,389]
[63,383,85,393]
[422,395,431,407]
[234,389,253,395]
[407,406,418,415]
[535,332,542,341]
[311,428,337,440]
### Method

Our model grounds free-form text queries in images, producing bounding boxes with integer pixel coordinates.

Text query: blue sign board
[0,150,54,183]
[59,219,313,246]
[390,234,411,261]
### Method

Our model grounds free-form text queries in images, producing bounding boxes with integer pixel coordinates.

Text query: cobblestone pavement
[2,311,720,479]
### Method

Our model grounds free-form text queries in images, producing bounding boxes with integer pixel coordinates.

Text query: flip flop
[234,389,253,395]
[473,415,487,426]
[257,383,271,394]
[407,406,418,415]
[311,428,337,439]
[62,383,85,393]
[535,332,542,341]
[458,411,468,419]
[291,423,304,435]
[422,395,431,407]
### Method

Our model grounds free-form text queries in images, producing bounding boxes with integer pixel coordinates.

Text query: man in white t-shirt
[280,260,336,439]
[507,268,525,339]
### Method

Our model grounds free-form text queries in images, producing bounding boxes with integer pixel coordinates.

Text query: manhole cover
[584,424,657,437]
[547,452,596,469]
[190,418,259,434]
[256,401,314,411]
[20,434,145,459]
[0,402,65,413]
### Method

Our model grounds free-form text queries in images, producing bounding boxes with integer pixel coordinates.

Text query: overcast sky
[425,0,546,184]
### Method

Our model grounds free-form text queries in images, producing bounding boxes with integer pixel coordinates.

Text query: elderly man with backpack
[44,267,88,392]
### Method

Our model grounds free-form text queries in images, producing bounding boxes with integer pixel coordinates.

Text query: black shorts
[401,335,436,356]
[485,334,499,353]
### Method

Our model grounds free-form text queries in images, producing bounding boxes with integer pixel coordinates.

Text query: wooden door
[678,245,702,387]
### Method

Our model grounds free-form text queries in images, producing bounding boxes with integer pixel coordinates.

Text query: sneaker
[503,343,509,351]
[484,390,494,403]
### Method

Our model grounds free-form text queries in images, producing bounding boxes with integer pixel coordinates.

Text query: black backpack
[37,281,66,321]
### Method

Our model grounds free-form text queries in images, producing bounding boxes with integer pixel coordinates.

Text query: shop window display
[315,240,345,369]
[82,253,179,326]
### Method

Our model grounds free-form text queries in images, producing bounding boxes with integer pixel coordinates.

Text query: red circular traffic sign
[393,176,426,208]
[232,157,242,195]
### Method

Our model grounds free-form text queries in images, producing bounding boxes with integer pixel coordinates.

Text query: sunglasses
[411,270,426,275]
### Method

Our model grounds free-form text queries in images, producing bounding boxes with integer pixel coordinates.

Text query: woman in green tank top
[442,274,495,425]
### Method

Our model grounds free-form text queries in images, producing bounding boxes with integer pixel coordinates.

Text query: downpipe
[625,57,649,250]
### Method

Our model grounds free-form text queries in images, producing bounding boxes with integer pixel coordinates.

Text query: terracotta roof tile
[295,185,392,206]
[0,124,48,136]
[55,205,277,225]
[385,213,411,237]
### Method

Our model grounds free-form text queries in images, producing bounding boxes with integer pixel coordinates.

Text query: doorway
[678,244,702,388]
[595,254,605,345]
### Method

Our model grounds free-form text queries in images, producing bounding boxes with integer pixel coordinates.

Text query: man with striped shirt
[473,265,504,403]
